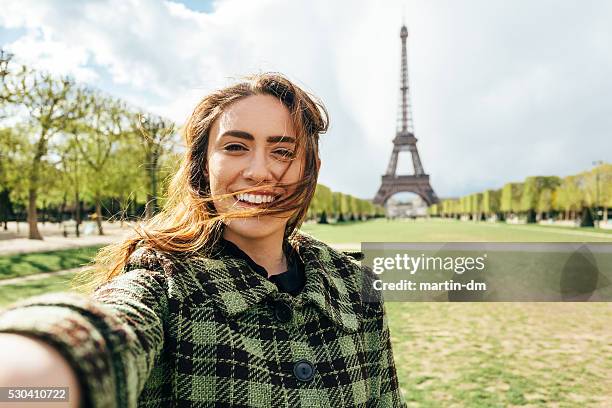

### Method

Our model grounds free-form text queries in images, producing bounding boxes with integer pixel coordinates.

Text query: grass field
[0,271,78,307]
[0,246,102,279]
[1,219,611,406]
[300,218,612,243]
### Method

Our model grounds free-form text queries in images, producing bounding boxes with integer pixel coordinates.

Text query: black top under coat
[219,238,306,296]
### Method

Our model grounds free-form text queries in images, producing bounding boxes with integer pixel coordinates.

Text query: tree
[0,49,17,118]
[556,176,582,221]
[71,92,128,234]
[332,192,348,222]
[4,65,86,239]
[348,195,358,221]
[312,184,333,223]
[136,113,176,219]
[470,193,483,220]
[583,163,612,224]
[537,188,555,220]
[520,176,561,223]
[0,127,21,229]
[500,182,523,220]
[482,189,501,219]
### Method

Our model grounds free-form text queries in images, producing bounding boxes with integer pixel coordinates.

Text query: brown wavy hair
[79,73,328,291]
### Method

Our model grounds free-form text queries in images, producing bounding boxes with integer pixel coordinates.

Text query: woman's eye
[224,144,247,152]
[273,149,295,159]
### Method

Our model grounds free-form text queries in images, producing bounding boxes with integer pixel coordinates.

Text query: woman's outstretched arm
[0,259,170,407]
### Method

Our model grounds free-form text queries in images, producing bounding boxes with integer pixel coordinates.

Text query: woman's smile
[234,193,278,205]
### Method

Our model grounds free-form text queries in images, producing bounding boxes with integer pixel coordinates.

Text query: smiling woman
[0,73,405,407]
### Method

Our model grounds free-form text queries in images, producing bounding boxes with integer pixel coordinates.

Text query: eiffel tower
[373,25,438,207]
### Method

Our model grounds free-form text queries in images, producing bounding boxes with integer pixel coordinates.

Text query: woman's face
[206,94,304,242]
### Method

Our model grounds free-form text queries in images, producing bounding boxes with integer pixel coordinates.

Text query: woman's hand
[0,333,81,407]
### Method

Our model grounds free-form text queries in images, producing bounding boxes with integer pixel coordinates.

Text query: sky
[1,0,611,201]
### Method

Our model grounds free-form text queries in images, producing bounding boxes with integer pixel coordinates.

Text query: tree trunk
[28,130,49,240]
[95,195,104,235]
[318,211,328,224]
[59,193,67,225]
[74,192,81,238]
[42,200,47,225]
[27,187,43,240]
[0,189,9,230]
[526,209,536,223]
[580,207,594,227]
[604,207,609,223]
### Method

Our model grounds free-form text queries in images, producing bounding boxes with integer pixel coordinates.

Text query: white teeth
[236,193,276,204]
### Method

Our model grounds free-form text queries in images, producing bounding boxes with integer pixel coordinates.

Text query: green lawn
[387,302,612,407]
[0,246,102,280]
[0,271,79,307]
[300,218,612,243]
[0,220,611,406]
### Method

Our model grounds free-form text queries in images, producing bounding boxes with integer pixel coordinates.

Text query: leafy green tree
[556,176,582,221]
[135,112,176,219]
[4,65,86,239]
[332,192,349,222]
[537,188,555,220]
[583,163,612,224]
[520,176,561,223]
[312,184,333,223]
[0,126,21,229]
[348,195,358,221]
[70,92,129,234]
[0,50,17,119]
[482,189,501,218]
[460,196,471,218]
[428,204,439,216]
[500,182,523,219]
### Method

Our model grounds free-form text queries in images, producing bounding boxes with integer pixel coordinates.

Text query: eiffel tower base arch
[373,175,439,207]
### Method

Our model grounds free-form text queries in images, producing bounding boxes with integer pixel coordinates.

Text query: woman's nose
[241,151,273,182]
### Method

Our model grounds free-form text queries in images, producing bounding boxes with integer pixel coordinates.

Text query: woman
[0,73,405,407]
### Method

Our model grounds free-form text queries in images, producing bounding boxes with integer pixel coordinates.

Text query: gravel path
[0,222,133,256]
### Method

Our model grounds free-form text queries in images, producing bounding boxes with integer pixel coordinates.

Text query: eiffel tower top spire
[398,24,413,135]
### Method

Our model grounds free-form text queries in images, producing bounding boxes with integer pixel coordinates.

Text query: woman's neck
[222,230,288,278]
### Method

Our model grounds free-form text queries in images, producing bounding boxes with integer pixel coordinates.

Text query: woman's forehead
[214,94,296,139]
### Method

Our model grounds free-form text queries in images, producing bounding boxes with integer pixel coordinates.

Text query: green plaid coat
[0,232,405,407]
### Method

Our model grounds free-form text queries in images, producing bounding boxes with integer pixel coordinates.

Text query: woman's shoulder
[124,245,176,275]
[290,231,385,312]
[290,231,363,264]
[120,244,207,303]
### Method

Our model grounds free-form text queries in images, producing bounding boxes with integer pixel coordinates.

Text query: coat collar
[187,232,363,333]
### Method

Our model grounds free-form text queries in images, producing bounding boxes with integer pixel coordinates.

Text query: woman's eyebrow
[220,130,295,144]
[267,135,296,144]
[220,130,254,140]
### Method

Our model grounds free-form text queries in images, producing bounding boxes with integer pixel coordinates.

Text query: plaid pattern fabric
[0,232,405,407]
